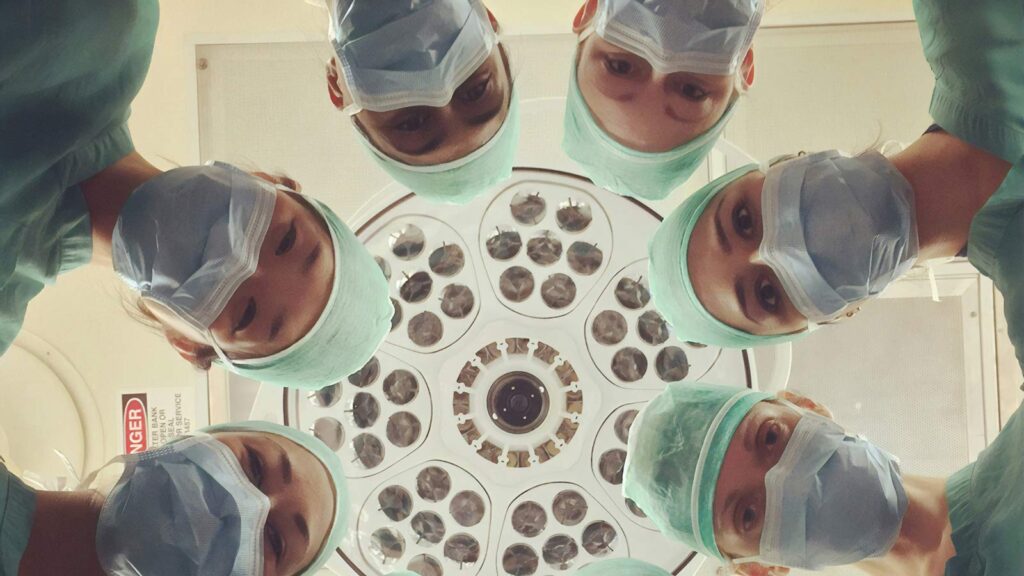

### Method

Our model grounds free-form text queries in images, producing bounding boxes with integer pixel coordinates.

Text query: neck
[854,475,955,576]
[18,490,106,576]
[890,132,1012,261]
[80,151,163,267]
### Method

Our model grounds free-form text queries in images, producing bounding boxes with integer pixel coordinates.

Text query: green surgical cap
[223,197,392,389]
[578,559,671,576]
[562,57,737,201]
[623,382,770,560]
[356,90,521,204]
[648,164,803,348]
[201,420,350,576]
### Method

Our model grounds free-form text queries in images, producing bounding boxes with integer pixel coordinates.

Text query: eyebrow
[303,243,322,276]
[721,490,740,536]
[467,99,504,127]
[277,443,293,485]
[403,135,445,157]
[269,314,284,342]
[713,196,732,255]
[735,279,756,325]
[665,105,700,125]
[607,90,636,103]
[294,513,311,549]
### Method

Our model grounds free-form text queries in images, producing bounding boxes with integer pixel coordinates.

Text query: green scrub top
[967,159,1024,373]
[0,462,37,576]
[0,0,158,356]
[945,401,1024,575]
[913,0,1024,164]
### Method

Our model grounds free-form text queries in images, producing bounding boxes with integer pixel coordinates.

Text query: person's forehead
[687,173,765,320]
[687,191,736,314]
[274,434,337,543]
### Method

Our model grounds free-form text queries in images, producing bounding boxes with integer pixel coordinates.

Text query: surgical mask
[592,0,763,75]
[95,435,271,576]
[331,0,497,114]
[112,162,276,365]
[735,408,908,570]
[759,150,919,323]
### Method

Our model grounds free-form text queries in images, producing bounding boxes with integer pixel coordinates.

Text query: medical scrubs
[0,0,158,356]
[944,401,1024,575]
[0,463,36,576]
[913,0,1024,164]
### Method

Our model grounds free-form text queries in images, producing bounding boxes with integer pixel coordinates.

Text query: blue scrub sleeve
[0,463,37,576]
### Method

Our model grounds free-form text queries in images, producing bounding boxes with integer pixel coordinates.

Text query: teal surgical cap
[578,559,670,576]
[623,382,770,560]
[562,57,738,201]
[356,90,521,204]
[224,198,392,389]
[202,420,350,576]
[648,164,804,348]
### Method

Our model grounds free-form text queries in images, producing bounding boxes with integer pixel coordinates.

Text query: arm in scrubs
[0,462,36,576]
[944,400,1024,574]
[913,0,1024,372]
[0,0,158,356]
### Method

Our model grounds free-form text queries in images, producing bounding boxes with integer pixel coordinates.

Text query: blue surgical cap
[355,90,521,204]
[623,382,770,560]
[202,420,350,576]
[562,56,738,201]
[648,164,806,348]
[224,197,392,389]
[578,559,671,576]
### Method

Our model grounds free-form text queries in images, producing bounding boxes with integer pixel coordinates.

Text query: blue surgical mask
[95,435,271,576]
[759,150,919,323]
[331,0,497,113]
[737,409,908,570]
[592,0,763,75]
[112,163,277,364]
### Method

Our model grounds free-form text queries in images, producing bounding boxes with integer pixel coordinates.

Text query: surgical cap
[224,197,392,389]
[623,382,770,560]
[577,559,671,576]
[355,90,521,204]
[648,164,804,348]
[562,58,737,201]
[201,420,350,576]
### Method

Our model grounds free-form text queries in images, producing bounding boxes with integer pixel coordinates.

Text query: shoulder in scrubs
[0,462,37,576]
[0,0,158,355]
[945,398,1024,575]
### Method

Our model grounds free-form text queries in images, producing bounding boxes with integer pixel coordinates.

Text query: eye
[603,56,633,76]
[758,419,782,452]
[741,505,758,532]
[233,298,257,333]
[680,83,708,101]
[265,522,285,563]
[394,112,429,133]
[459,75,491,102]
[276,220,296,256]
[732,202,754,239]
[245,445,265,488]
[756,277,779,312]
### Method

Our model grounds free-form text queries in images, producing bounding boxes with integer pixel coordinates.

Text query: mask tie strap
[927,263,941,302]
